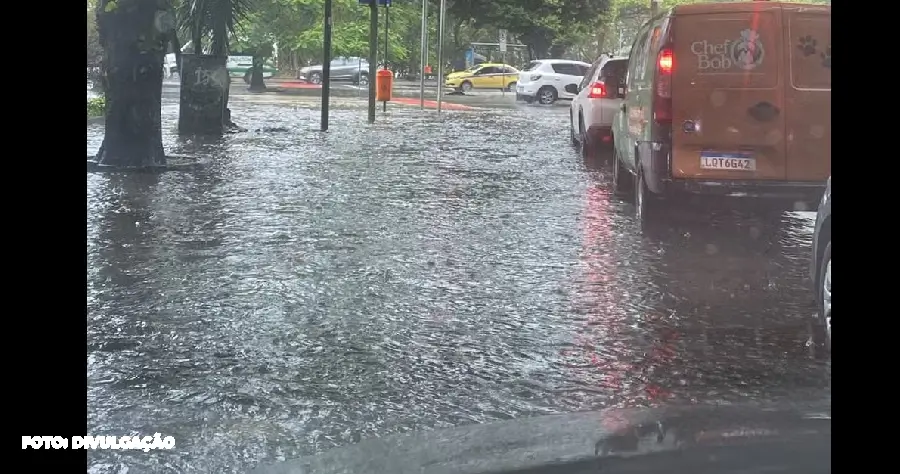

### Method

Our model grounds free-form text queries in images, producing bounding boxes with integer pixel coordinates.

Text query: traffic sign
[358,0,391,5]
[499,29,507,52]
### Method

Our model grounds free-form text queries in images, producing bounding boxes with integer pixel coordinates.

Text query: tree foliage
[178,0,255,55]
[232,0,615,71]
[444,0,613,58]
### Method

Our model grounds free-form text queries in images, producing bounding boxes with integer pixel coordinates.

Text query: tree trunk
[171,33,182,73]
[192,30,202,55]
[452,19,464,49]
[549,44,567,58]
[209,26,234,129]
[224,77,234,128]
[95,0,172,169]
[248,59,267,92]
[523,30,552,60]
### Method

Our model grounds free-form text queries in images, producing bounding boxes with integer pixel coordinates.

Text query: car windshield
[88,1,831,472]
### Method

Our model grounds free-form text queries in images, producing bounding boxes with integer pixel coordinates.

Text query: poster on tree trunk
[178,54,228,135]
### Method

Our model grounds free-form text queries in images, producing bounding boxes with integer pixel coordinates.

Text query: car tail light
[588,81,607,99]
[530,74,542,81]
[658,49,673,76]
[654,47,674,123]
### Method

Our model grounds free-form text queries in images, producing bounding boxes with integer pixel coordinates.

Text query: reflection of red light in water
[570,184,626,394]
[569,184,678,406]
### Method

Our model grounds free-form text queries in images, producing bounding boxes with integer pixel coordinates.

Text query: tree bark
[248,58,267,92]
[95,0,172,169]
[523,30,552,60]
[171,33,182,72]
[210,26,234,129]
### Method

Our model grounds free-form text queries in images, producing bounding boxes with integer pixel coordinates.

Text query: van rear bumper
[665,179,824,208]
[640,142,826,210]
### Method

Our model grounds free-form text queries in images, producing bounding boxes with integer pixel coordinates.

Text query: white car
[567,56,629,155]
[515,59,590,105]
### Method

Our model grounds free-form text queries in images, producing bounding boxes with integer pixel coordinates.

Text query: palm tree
[177,0,254,129]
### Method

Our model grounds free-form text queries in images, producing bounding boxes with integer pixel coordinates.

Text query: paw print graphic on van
[820,45,831,68]
[797,35,817,56]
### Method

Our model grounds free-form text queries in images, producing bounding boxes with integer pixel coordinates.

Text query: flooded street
[87,91,830,473]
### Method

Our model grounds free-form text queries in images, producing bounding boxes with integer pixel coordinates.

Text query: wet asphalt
[87,87,830,474]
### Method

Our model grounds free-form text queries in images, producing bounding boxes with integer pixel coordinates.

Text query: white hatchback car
[515,59,590,105]
[568,56,629,156]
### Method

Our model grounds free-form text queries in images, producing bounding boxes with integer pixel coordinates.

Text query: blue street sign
[358,0,390,5]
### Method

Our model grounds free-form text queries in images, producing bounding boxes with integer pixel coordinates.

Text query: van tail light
[658,49,674,76]
[654,46,674,123]
[588,81,606,99]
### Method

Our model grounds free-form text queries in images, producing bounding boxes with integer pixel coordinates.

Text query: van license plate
[700,152,755,171]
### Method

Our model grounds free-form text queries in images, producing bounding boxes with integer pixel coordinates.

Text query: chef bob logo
[691,29,765,71]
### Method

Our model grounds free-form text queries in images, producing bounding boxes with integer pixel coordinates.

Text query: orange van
[610,1,831,225]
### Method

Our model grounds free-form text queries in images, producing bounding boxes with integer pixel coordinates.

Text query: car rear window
[521,61,542,72]
[600,60,628,80]
[551,63,583,76]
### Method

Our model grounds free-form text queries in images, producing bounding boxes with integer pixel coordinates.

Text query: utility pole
[384,4,390,68]
[419,0,428,109]
[383,3,389,112]
[651,0,659,17]
[368,1,378,123]
[436,0,446,113]
[321,0,333,131]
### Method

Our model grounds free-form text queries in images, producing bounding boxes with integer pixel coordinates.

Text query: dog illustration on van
[732,29,764,70]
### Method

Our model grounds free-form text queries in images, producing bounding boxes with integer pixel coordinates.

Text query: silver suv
[298,57,370,85]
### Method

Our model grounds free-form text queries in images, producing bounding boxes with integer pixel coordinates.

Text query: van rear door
[783,4,830,182]
[671,2,786,180]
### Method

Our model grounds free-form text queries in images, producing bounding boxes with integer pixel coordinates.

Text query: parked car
[810,176,831,350]
[516,59,590,105]
[610,1,831,227]
[567,56,629,157]
[227,56,278,83]
[163,53,277,82]
[444,63,519,93]
[298,57,370,85]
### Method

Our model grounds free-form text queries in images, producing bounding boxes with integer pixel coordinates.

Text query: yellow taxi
[445,63,519,93]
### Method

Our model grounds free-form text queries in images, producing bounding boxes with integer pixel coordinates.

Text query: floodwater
[87,94,830,473]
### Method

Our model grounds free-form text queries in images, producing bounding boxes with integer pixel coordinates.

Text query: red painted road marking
[273,82,475,110]
[390,97,474,111]
[276,81,321,89]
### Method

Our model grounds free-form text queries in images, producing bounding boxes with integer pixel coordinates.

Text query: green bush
[87,96,106,118]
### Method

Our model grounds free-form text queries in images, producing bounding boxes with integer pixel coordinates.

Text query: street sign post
[436,0,446,113]
[419,0,428,109]
[499,29,507,97]
[321,0,333,131]
[367,2,378,122]
[382,1,390,112]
